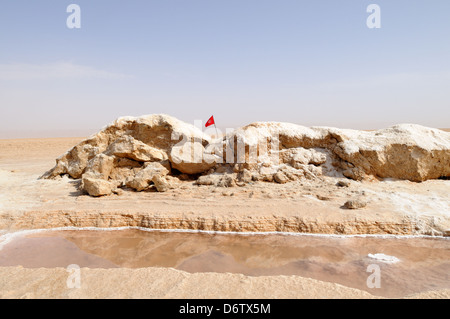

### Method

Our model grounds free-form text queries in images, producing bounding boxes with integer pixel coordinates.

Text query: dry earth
[0,135,449,299]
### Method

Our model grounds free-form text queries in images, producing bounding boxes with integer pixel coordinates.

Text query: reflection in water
[0,229,449,298]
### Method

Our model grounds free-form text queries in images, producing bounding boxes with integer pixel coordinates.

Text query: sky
[0,0,449,138]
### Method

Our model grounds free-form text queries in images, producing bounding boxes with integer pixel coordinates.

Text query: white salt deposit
[368,253,400,264]
[386,191,450,218]
[1,225,447,253]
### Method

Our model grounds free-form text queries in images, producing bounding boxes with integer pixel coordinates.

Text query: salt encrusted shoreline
[0,127,449,299]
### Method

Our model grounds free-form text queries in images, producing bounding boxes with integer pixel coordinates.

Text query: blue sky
[0,1,449,137]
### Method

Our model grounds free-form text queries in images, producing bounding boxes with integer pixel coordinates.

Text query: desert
[0,114,449,299]
[2,1,450,304]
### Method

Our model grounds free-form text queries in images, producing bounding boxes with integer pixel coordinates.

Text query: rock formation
[41,114,450,196]
[41,114,214,196]
[218,122,450,183]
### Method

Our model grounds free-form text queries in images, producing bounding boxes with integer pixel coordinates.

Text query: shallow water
[0,229,449,298]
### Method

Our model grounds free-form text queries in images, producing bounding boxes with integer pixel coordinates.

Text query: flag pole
[213,123,219,139]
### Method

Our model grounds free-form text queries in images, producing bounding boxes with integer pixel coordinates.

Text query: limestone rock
[222,122,450,182]
[106,135,167,162]
[274,171,289,184]
[42,115,450,198]
[83,154,115,180]
[41,114,210,179]
[113,157,142,168]
[170,141,219,174]
[259,165,278,176]
[110,167,140,187]
[336,179,351,187]
[251,173,260,181]
[152,175,171,192]
[196,174,220,186]
[81,177,116,197]
[343,167,366,181]
[217,175,236,188]
[344,198,367,209]
[41,143,100,179]
[126,162,169,191]
[237,169,252,183]
[109,158,142,186]
[261,174,274,182]
[225,122,333,155]
[195,173,236,187]
[279,166,304,181]
[332,124,450,182]
[281,147,327,167]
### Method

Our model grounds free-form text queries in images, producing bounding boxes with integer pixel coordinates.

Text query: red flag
[205,115,215,127]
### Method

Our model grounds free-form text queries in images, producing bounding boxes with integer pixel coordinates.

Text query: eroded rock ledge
[0,210,420,236]
[41,114,450,197]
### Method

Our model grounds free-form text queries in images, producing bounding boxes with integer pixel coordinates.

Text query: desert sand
[0,119,449,299]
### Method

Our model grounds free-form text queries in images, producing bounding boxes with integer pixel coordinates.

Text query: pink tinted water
[0,229,448,298]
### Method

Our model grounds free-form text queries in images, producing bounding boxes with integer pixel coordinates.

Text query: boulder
[170,141,219,174]
[279,166,305,181]
[237,169,253,183]
[81,177,116,197]
[126,162,170,191]
[83,154,115,180]
[105,135,167,162]
[343,167,366,181]
[196,174,219,186]
[273,171,289,184]
[336,179,351,187]
[152,175,172,192]
[217,175,236,188]
[196,174,236,187]
[109,158,142,186]
[344,198,367,210]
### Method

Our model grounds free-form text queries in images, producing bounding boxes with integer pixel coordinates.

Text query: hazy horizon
[1,1,449,139]
[1,120,449,140]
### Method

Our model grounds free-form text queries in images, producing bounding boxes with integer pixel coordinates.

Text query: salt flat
[0,129,449,299]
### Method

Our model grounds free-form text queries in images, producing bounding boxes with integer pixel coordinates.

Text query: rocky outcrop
[42,114,450,196]
[41,114,215,196]
[331,124,450,182]
[220,122,450,183]
[41,114,212,179]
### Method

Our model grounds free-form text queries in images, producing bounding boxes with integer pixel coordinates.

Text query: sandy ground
[0,266,448,299]
[0,266,380,299]
[0,137,449,299]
